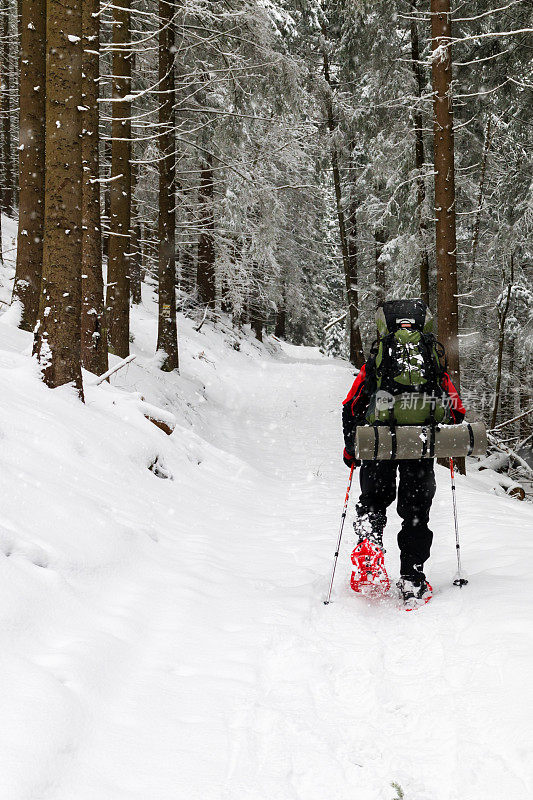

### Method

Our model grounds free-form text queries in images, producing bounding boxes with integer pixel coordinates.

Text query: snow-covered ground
[0,224,532,799]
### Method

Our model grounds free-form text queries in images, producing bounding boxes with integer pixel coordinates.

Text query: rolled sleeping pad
[354,421,487,461]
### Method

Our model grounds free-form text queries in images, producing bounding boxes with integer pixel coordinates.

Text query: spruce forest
[1,0,530,433]
[0,1,533,795]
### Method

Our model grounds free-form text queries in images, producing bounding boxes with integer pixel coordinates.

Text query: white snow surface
[0,224,532,798]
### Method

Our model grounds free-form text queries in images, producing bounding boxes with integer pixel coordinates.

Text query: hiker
[341,299,466,604]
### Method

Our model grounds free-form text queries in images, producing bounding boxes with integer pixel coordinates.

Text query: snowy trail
[189,344,531,800]
[1,326,531,800]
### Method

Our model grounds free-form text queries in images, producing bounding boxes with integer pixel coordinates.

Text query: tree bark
[129,160,142,305]
[346,194,364,361]
[275,283,286,339]
[196,148,216,307]
[156,0,179,371]
[251,307,264,342]
[504,336,516,436]
[410,1,430,307]
[491,270,512,430]
[81,0,107,375]
[519,378,533,443]
[431,0,460,388]
[374,227,386,304]
[323,49,365,368]
[102,137,111,258]
[33,0,83,397]
[13,0,46,331]
[1,6,14,216]
[106,0,131,358]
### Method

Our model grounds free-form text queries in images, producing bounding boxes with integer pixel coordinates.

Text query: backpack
[365,299,450,426]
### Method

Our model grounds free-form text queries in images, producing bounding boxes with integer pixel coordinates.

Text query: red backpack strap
[342,364,367,410]
[441,372,466,423]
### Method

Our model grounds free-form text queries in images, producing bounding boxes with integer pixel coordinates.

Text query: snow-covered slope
[0,276,531,799]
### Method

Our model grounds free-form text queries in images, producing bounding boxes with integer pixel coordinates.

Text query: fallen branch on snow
[194,306,209,333]
[489,406,533,432]
[323,311,348,332]
[92,354,136,385]
[487,432,533,481]
[473,459,525,500]
[139,401,176,436]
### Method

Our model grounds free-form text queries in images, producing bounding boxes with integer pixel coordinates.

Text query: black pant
[356,459,436,577]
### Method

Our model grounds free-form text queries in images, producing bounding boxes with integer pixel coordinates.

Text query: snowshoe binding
[397,575,433,611]
[350,538,390,595]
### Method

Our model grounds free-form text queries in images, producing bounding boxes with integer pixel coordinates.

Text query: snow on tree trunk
[33,0,83,397]
[374,228,386,304]
[196,149,216,308]
[322,48,364,369]
[107,0,131,358]
[431,0,464,472]
[130,160,142,305]
[81,0,107,376]
[156,0,179,372]
[410,1,430,308]
[1,6,15,217]
[346,195,364,363]
[431,0,460,389]
[274,288,286,339]
[13,0,46,331]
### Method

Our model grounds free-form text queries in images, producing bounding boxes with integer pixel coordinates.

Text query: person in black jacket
[341,300,466,602]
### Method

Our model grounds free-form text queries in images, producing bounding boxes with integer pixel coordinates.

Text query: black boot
[397,565,432,608]
[353,509,385,550]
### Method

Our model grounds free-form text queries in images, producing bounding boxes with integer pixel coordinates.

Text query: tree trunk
[431,0,464,472]
[491,315,506,431]
[431,0,460,388]
[102,137,111,258]
[196,149,216,307]
[322,48,364,368]
[81,0,107,376]
[106,0,131,358]
[519,376,532,443]
[346,196,364,362]
[504,337,517,437]
[179,244,193,294]
[13,0,46,331]
[275,284,286,339]
[2,6,14,216]
[33,0,83,397]
[156,0,179,371]
[374,227,386,304]
[410,1,430,307]
[252,309,264,342]
[130,160,142,304]
[491,275,512,430]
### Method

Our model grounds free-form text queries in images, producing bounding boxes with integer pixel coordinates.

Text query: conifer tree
[1,3,14,217]
[34,0,83,396]
[106,0,131,358]
[430,0,460,389]
[13,0,46,331]
[81,0,107,375]
[156,0,179,371]
[196,148,216,309]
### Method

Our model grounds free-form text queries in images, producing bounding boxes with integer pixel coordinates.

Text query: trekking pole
[324,464,355,605]
[449,457,468,587]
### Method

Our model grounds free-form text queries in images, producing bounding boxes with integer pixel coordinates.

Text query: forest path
[50,341,532,800]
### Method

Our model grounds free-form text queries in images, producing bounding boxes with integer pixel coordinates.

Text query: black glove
[343,448,361,469]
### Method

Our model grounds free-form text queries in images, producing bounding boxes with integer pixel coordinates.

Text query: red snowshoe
[350,538,390,594]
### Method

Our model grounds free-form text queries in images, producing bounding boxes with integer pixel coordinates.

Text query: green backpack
[365,300,450,426]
